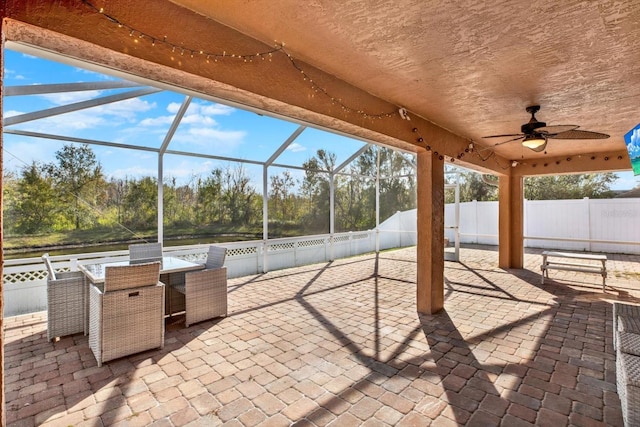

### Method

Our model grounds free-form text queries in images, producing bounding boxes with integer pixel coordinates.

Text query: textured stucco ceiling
[170,0,640,166]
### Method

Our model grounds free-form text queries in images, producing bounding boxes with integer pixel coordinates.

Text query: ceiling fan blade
[482,133,524,139]
[536,125,579,135]
[548,129,610,139]
[492,135,525,146]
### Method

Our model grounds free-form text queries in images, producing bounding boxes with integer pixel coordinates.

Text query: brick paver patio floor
[5,245,640,426]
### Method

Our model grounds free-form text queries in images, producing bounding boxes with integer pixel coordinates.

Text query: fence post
[473,200,479,244]
[584,197,592,252]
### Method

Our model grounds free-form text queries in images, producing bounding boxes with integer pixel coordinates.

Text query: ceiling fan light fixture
[529,140,548,152]
[522,134,547,150]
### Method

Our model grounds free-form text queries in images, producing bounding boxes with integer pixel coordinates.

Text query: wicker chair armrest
[49,275,85,287]
[189,265,227,278]
[55,271,85,280]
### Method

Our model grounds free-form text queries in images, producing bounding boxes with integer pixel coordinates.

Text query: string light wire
[81,0,626,171]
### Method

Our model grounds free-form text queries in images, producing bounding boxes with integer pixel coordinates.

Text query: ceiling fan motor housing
[521,105,545,135]
[521,120,546,135]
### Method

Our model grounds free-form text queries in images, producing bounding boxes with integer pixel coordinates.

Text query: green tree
[301,150,335,233]
[123,176,157,228]
[9,163,59,234]
[525,173,617,200]
[221,164,258,225]
[352,147,416,226]
[46,144,104,230]
[445,171,498,203]
[196,169,224,225]
[269,170,298,221]
[105,177,129,225]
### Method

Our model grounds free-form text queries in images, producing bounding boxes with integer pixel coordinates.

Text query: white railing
[8,197,639,316]
[3,229,415,317]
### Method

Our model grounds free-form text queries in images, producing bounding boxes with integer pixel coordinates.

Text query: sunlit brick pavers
[5,245,640,426]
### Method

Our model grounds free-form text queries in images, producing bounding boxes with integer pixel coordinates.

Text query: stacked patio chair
[129,242,163,263]
[173,245,228,327]
[89,261,165,367]
[613,302,640,426]
[42,253,85,341]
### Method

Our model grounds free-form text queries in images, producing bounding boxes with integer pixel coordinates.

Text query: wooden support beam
[498,175,524,269]
[416,149,445,314]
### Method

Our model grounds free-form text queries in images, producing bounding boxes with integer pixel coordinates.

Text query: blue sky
[3,48,639,190]
[2,48,373,189]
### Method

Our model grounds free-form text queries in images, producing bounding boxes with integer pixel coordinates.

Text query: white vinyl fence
[4,197,639,316]
[3,230,411,317]
[440,197,640,253]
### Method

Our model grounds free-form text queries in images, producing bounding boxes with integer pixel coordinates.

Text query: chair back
[104,261,161,292]
[129,242,163,263]
[205,246,227,269]
[41,253,56,280]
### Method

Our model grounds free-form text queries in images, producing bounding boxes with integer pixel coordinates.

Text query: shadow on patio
[5,245,640,426]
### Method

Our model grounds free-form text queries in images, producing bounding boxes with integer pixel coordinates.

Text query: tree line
[2,144,418,239]
[445,171,618,203]
[3,143,618,242]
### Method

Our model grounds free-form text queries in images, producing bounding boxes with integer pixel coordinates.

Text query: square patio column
[498,174,524,268]
[0,13,6,424]
[416,149,445,314]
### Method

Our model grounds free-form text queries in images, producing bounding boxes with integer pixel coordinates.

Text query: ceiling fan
[482,105,609,152]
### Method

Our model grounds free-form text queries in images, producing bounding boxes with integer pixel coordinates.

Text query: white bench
[540,251,607,291]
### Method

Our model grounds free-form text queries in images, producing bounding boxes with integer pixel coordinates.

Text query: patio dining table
[79,256,204,284]
[78,256,205,331]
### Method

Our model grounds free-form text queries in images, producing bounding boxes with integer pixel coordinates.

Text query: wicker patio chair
[42,253,85,341]
[617,345,640,427]
[129,242,163,263]
[613,302,640,350]
[173,245,228,327]
[89,261,165,367]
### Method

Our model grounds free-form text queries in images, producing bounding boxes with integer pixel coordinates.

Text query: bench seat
[540,251,607,291]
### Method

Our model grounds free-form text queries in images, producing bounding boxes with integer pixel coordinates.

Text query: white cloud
[163,159,216,181]
[137,101,245,151]
[3,110,24,118]
[181,113,217,126]
[166,102,182,114]
[287,142,306,153]
[185,127,246,145]
[4,68,26,80]
[200,103,235,116]
[167,101,235,116]
[139,115,174,127]
[3,138,64,173]
[40,90,103,105]
[108,165,157,180]
[12,96,158,135]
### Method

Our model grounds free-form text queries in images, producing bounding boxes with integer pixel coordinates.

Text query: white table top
[79,256,204,284]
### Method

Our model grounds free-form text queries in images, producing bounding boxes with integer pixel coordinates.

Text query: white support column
[375,147,381,253]
[158,155,164,242]
[262,125,306,272]
[263,165,269,273]
[157,96,192,244]
[454,172,460,260]
[330,173,335,261]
